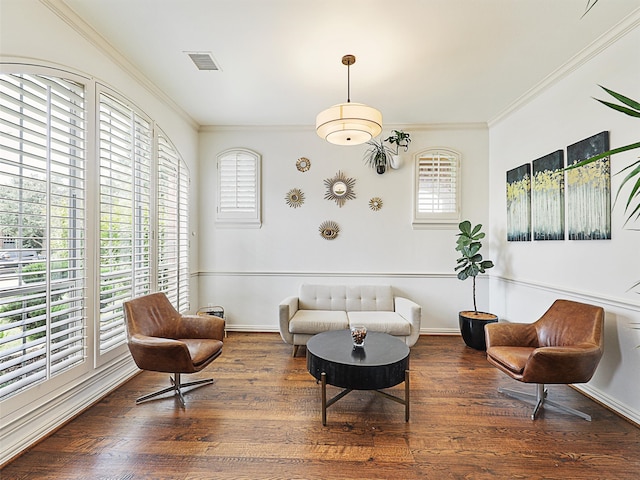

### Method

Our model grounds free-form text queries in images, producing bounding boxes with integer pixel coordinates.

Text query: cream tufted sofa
[279,284,421,356]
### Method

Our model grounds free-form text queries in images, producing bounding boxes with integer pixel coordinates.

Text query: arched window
[413,148,461,228]
[216,148,261,228]
[0,68,191,398]
[0,71,87,398]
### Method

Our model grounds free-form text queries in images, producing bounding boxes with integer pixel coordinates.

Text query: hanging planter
[363,138,393,175]
[386,130,411,170]
[363,130,411,174]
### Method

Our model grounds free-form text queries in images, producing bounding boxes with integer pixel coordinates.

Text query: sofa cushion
[289,310,349,335]
[347,311,411,336]
[298,284,394,312]
[299,284,348,311]
[346,285,393,312]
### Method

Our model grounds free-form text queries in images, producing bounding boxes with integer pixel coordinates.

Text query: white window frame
[0,70,87,400]
[96,88,153,363]
[157,131,190,312]
[413,147,461,229]
[95,90,192,366]
[0,64,194,400]
[216,148,261,228]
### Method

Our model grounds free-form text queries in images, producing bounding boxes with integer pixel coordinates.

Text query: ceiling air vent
[186,52,219,71]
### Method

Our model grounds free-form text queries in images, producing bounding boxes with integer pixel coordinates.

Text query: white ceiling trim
[489,7,640,127]
[40,0,199,130]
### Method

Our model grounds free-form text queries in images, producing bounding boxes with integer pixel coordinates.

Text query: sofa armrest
[394,296,421,346]
[278,296,299,345]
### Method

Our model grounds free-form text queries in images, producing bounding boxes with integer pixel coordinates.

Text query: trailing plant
[385,130,411,155]
[455,221,494,313]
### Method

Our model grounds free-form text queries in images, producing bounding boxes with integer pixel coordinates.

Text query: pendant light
[316,55,382,146]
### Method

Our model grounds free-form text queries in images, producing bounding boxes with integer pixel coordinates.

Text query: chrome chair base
[498,384,591,421]
[136,373,214,407]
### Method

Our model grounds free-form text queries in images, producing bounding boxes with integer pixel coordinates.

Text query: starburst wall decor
[369,197,383,211]
[285,188,305,208]
[324,170,356,207]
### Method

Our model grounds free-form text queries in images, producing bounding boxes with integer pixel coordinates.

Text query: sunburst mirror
[285,188,305,208]
[324,170,356,207]
[296,157,311,172]
[369,197,383,211]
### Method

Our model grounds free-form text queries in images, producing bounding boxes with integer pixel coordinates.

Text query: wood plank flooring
[3,333,639,479]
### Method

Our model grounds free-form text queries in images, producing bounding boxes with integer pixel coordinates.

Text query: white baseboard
[575,383,640,426]
[1,356,139,467]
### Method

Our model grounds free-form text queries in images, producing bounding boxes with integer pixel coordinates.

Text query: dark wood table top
[306,330,409,390]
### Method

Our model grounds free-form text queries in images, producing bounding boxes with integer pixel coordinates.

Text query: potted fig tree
[455,220,497,350]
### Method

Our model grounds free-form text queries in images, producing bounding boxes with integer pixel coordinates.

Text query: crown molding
[489,7,640,127]
[198,122,487,134]
[41,0,198,130]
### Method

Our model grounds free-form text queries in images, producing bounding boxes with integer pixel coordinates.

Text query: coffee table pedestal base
[320,370,410,426]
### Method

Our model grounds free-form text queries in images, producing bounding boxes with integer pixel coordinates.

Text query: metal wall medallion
[319,220,340,240]
[369,197,383,211]
[324,171,356,207]
[285,188,305,208]
[296,157,311,172]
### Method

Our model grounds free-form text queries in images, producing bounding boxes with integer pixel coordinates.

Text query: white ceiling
[61,0,640,127]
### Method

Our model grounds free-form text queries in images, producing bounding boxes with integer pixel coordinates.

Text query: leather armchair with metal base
[485,299,604,421]
[123,292,225,407]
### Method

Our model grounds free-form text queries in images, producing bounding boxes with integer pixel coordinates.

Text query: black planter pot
[459,311,498,351]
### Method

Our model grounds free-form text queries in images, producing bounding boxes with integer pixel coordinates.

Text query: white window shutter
[413,148,461,228]
[216,149,261,228]
[98,92,152,355]
[0,72,87,400]
[157,133,190,312]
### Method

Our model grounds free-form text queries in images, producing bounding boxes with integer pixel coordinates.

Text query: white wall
[0,0,199,465]
[488,17,640,423]
[197,124,490,333]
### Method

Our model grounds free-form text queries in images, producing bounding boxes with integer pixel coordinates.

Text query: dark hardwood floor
[3,333,639,479]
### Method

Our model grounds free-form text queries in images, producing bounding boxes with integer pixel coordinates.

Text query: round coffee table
[306,330,410,425]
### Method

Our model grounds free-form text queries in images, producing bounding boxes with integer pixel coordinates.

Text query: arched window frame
[216,148,262,228]
[413,147,461,229]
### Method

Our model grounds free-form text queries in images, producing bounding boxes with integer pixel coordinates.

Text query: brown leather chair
[123,292,225,407]
[485,299,604,421]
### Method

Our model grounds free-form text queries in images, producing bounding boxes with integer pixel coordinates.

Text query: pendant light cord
[346,61,351,103]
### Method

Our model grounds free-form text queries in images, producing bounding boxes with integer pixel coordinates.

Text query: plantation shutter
[0,73,86,399]
[216,149,261,227]
[98,92,151,354]
[413,149,460,226]
[157,134,189,311]
[177,151,190,312]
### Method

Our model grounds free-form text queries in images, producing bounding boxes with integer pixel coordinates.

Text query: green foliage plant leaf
[566,86,640,226]
[455,221,494,313]
[581,0,600,19]
[597,85,640,114]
